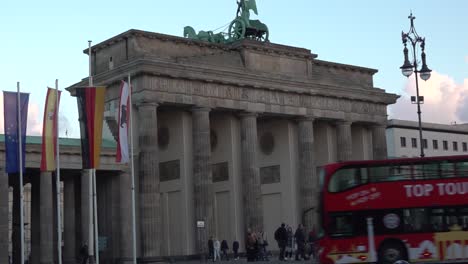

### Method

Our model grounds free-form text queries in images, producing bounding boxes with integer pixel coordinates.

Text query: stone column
[336,120,353,161]
[138,102,161,257]
[240,112,263,233]
[192,107,213,259]
[63,175,76,264]
[371,123,388,160]
[0,168,8,264]
[80,169,93,262]
[119,169,134,263]
[30,175,40,264]
[40,172,54,264]
[297,117,316,231]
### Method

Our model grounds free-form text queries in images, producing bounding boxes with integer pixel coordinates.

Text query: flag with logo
[76,86,106,169]
[40,88,61,172]
[116,81,130,164]
[3,91,29,173]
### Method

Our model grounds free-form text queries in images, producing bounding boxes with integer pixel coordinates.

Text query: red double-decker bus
[316,155,468,264]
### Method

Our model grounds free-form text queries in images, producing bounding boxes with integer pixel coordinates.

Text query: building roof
[387,119,468,135]
[0,134,116,148]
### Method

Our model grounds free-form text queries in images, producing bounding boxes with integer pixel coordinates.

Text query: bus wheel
[378,242,407,264]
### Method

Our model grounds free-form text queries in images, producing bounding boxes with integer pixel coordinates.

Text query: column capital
[238,111,258,118]
[296,115,315,123]
[133,90,159,107]
[136,101,159,109]
[191,106,211,113]
[335,119,352,126]
[370,122,388,129]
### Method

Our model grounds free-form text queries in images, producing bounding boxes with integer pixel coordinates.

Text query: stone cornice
[66,57,399,105]
[313,59,378,75]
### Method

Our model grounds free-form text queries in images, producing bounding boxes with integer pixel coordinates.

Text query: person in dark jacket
[232,239,240,260]
[274,223,288,260]
[245,228,258,262]
[294,224,306,261]
[208,236,214,261]
[80,244,89,264]
[221,239,230,260]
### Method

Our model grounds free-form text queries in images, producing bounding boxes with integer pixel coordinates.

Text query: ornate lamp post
[400,13,432,157]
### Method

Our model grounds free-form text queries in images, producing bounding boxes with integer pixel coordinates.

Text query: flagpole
[93,168,99,264]
[88,40,95,264]
[55,79,63,264]
[17,82,25,264]
[128,74,137,264]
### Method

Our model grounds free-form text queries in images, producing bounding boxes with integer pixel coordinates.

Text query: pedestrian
[208,236,214,261]
[80,244,89,264]
[274,223,287,261]
[233,239,240,260]
[285,226,294,260]
[245,228,257,262]
[214,237,221,261]
[257,230,269,261]
[307,227,317,260]
[221,239,230,260]
[294,224,306,261]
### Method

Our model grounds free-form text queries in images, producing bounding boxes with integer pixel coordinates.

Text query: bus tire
[378,240,408,264]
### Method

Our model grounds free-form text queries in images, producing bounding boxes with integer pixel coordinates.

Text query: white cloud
[389,71,468,124]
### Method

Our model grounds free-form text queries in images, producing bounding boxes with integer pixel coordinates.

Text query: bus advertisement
[317,155,468,264]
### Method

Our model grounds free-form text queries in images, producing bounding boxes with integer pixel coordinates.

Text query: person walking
[221,239,230,261]
[208,236,214,261]
[214,237,221,261]
[294,224,306,261]
[232,239,240,260]
[274,223,287,261]
[307,227,318,261]
[285,226,294,260]
[258,230,269,261]
[245,228,258,262]
[80,244,89,264]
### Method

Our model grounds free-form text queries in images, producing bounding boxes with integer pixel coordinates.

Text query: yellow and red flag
[40,88,61,172]
[76,86,106,169]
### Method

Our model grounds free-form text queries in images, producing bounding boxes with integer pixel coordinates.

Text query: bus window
[403,208,429,232]
[422,163,440,179]
[440,162,456,178]
[454,162,468,177]
[328,167,366,193]
[460,207,468,230]
[329,213,353,237]
[388,165,412,181]
[369,165,412,182]
[430,208,447,232]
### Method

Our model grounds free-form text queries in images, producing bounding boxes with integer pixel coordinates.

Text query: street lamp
[400,12,432,158]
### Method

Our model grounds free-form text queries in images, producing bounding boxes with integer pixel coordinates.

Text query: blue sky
[1,0,467,138]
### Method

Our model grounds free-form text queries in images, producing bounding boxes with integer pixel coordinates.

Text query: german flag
[40,88,61,171]
[76,86,106,169]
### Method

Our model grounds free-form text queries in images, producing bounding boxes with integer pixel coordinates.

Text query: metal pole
[88,40,95,264]
[411,43,424,158]
[93,169,99,264]
[56,79,63,264]
[17,82,25,264]
[128,74,137,264]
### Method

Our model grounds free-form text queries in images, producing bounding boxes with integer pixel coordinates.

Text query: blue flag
[3,91,29,174]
